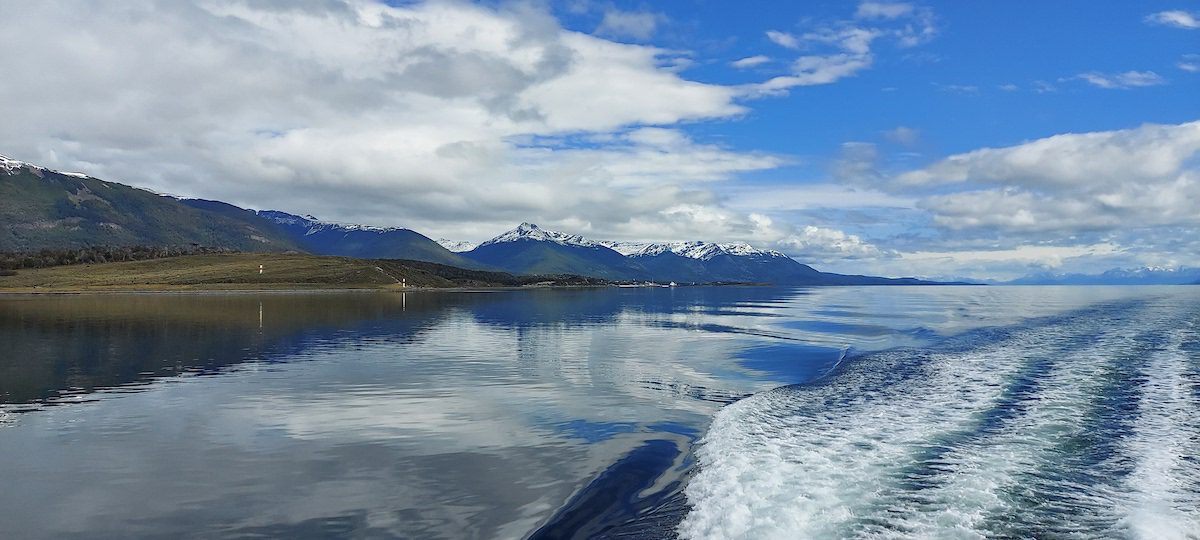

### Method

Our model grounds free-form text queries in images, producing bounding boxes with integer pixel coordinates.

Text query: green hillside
[0,165,298,252]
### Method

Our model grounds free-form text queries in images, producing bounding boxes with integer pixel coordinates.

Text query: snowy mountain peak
[600,240,788,261]
[436,239,478,253]
[0,154,90,178]
[479,223,604,249]
[0,154,23,173]
[257,210,405,235]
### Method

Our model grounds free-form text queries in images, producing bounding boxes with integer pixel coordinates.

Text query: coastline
[0,284,613,295]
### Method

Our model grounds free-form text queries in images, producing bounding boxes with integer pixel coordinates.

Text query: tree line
[0,245,237,275]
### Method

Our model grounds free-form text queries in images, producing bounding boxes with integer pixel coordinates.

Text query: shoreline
[0,284,620,295]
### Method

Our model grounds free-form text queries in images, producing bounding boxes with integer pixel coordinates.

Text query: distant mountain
[1,153,947,286]
[598,240,827,284]
[461,223,647,280]
[454,223,946,285]
[436,239,477,252]
[0,155,298,252]
[1006,267,1200,285]
[256,211,480,268]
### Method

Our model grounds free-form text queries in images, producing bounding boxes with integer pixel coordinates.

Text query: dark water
[0,286,1195,539]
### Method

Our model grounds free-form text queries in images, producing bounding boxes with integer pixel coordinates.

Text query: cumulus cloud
[1145,10,1200,29]
[1073,70,1167,89]
[0,0,770,243]
[897,121,1200,189]
[895,121,1200,236]
[776,225,887,260]
[595,8,663,40]
[800,120,1200,279]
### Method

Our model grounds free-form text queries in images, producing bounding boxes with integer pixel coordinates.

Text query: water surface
[1,286,1195,539]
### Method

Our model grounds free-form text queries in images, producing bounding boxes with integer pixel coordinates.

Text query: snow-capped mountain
[258,211,405,236]
[1,154,92,179]
[0,153,943,285]
[436,239,478,253]
[463,223,644,280]
[600,240,789,260]
[453,223,929,285]
[477,222,604,249]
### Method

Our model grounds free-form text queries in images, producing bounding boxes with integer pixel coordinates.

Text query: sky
[0,0,1197,280]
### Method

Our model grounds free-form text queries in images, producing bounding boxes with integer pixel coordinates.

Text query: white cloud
[0,0,771,243]
[745,5,935,95]
[882,126,921,146]
[1074,70,1167,89]
[896,121,1200,235]
[934,83,979,93]
[595,9,662,41]
[777,225,885,260]
[855,2,914,20]
[1179,54,1200,72]
[731,55,770,69]
[765,30,800,49]
[886,243,1126,280]
[751,54,875,94]
[726,184,916,211]
[733,213,889,263]
[1145,10,1200,29]
[898,121,1200,189]
[832,142,885,185]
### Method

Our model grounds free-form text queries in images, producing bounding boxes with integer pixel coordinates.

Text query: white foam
[1116,321,1200,539]
[680,300,1200,539]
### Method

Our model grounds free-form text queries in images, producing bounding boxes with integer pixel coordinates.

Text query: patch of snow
[258,210,409,236]
[0,154,95,180]
[437,239,478,252]
[598,241,652,257]
[1,154,33,174]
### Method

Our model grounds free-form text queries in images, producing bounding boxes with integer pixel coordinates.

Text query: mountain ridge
[254,210,482,269]
[1,156,300,252]
[1,153,949,285]
[457,222,946,286]
[1004,266,1200,285]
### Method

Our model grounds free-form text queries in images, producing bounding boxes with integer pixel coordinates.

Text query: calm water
[0,286,1197,539]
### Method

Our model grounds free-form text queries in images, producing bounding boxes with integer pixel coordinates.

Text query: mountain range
[1003,267,1200,285]
[252,210,479,269]
[2,153,944,285]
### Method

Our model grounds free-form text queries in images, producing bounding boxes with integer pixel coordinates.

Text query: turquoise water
[0,286,1196,539]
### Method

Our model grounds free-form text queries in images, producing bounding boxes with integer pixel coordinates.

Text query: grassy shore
[0,253,604,292]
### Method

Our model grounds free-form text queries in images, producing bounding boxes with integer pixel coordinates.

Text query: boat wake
[680,296,1200,539]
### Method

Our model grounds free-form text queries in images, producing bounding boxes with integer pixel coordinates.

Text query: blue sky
[0,0,1197,279]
